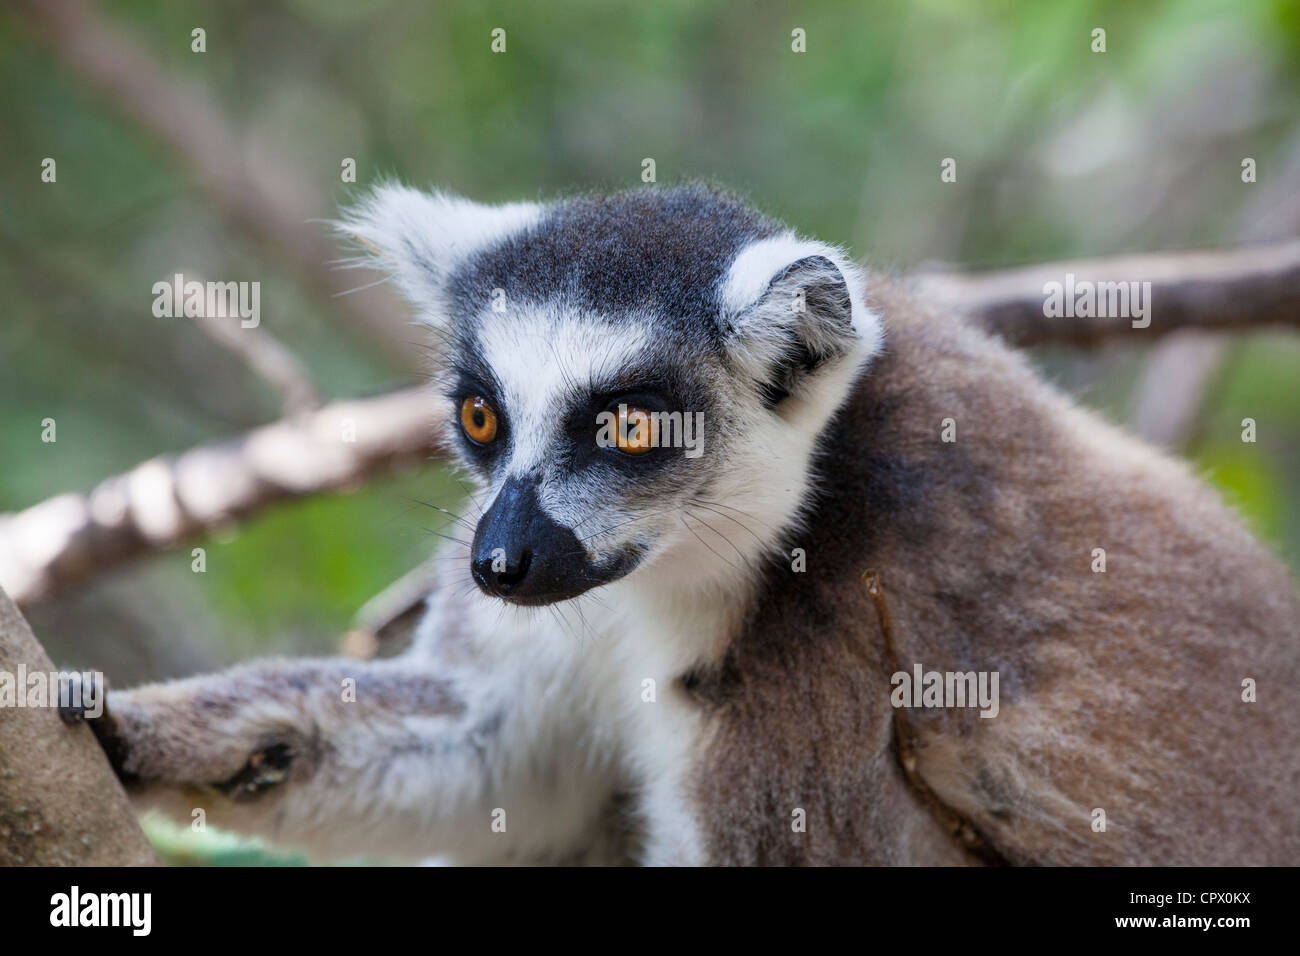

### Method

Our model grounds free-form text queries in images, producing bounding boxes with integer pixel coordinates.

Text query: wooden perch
[0,585,156,864]
[0,388,444,608]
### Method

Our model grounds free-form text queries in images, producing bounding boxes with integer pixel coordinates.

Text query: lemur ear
[719,238,880,408]
[335,183,541,323]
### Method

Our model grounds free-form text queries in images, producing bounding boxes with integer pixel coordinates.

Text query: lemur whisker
[578,589,613,615]
[565,601,586,642]
[401,495,477,533]
[688,498,784,536]
[382,500,436,531]
[421,528,473,549]
[553,604,580,645]
[577,507,677,541]
[547,604,584,647]
[577,601,600,645]
[684,510,754,572]
[593,336,623,392]
[543,336,580,398]
[679,514,741,575]
[567,599,596,645]
[451,474,486,512]
[579,595,603,632]
[488,601,509,636]
[686,500,767,549]
[332,276,393,298]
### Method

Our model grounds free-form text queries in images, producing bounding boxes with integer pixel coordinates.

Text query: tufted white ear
[719,235,881,407]
[335,182,542,323]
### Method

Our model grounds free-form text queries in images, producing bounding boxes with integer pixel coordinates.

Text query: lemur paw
[59,674,137,783]
[57,670,100,725]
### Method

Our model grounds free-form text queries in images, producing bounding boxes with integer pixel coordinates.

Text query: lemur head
[340,183,881,606]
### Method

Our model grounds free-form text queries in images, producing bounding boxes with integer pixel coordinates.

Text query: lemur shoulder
[77,184,1300,865]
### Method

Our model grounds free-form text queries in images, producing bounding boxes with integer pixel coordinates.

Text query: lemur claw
[57,670,101,725]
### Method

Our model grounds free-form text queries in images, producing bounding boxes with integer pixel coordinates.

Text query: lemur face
[341,184,880,606]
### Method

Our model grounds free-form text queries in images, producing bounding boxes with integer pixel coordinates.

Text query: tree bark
[0,585,157,865]
[912,239,1300,346]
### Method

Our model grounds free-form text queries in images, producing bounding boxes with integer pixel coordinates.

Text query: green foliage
[196,468,465,657]
[142,813,309,866]
[1193,335,1300,563]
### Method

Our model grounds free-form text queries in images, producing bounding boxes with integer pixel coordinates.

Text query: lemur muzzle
[471,476,593,604]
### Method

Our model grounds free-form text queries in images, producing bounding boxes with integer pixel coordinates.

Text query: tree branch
[0,388,443,608]
[0,585,157,864]
[196,313,324,417]
[912,239,1300,346]
[1128,331,1230,450]
[180,272,324,416]
[2,240,1297,608]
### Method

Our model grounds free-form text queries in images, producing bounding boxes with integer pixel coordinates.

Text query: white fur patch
[336,183,542,322]
[720,233,883,360]
[476,307,652,498]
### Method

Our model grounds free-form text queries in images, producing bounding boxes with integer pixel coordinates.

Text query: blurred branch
[3,238,1297,607]
[913,239,1300,346]
[11,0,416,368]
[0,388,443,608]
[196,314,324,416]
[0,585,157,864]
[181,272,324,416]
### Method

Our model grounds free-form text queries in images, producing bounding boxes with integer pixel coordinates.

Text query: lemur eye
[615,405,657,455]
[460,395,499,445]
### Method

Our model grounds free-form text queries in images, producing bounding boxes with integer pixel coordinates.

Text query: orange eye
[615,405,657,455]
[460,395,498,445]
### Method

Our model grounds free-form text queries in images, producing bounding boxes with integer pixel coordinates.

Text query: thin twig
[177,271,324,416]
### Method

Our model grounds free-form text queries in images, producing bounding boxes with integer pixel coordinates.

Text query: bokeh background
[3,0,1298,862]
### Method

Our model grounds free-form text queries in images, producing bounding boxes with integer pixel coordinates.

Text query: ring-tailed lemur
[69,183,1300,865]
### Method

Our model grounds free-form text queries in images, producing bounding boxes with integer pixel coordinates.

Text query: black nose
[471,544,532,596]
[470,477,590,604]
